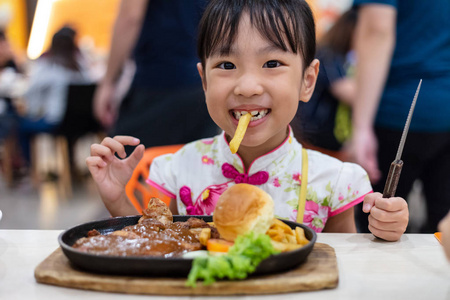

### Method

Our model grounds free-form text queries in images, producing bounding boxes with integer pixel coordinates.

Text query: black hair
[197,0,316,71]
[47,25,80,71]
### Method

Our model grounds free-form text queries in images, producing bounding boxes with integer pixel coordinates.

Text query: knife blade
[382,79,422,198]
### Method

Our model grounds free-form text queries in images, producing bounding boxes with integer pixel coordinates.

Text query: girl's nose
[234,73,264,97]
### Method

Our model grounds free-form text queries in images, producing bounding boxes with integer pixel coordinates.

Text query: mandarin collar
[218,126,296,173]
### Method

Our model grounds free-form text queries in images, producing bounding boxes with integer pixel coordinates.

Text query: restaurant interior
[0,1,448,299]
[0,0,120,229]
[0,0,428,231]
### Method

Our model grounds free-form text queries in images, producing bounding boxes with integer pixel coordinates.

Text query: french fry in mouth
[229,112,252,154]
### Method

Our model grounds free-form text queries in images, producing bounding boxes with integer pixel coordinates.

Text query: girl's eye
[264,60,281,68]
[218,62,236,70]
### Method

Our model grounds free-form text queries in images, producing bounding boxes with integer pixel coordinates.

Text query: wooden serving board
[35,243,338,296]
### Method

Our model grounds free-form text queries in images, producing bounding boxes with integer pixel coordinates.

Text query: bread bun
[213,183,274,241]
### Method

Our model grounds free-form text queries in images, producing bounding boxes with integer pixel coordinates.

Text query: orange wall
[308,0,353,39]
[44,0,120,56]
[0,0,28,58]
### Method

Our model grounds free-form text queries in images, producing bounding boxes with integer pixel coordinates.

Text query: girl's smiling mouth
[231,109,271,121]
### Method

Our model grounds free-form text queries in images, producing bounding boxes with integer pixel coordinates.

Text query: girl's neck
[229,127,290,171]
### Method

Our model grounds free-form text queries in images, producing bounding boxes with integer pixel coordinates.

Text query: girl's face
[198,13,318,156]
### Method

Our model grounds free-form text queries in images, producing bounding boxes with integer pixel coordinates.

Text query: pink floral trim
[292,172,302,184]
[303,200,331,232]
[202,139,215,145]
[202,155,214,165]
[273,177,280,187]
[146,179,176,199]
[179,186,202,215]
[180,183,229,215]
[329,191,372,217]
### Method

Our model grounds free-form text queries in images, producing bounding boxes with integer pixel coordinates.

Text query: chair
[31,83,104,197]
[125,144,183,214]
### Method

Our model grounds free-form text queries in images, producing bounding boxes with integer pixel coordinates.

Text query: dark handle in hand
[382,160,403,198]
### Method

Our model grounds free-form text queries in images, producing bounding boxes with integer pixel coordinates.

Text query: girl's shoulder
[306,148,369,180]
[153,135,221,165]
[304,148,372,215]
[305,148,342,166]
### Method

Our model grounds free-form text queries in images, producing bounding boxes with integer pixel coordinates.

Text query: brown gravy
[72,217,217,258]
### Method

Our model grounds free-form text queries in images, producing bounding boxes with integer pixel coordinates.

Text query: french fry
[266,218,309,252]
[199,228,211,246]
[229,113,252,154]
[271,219,294,234]
[270,240,304,252]
[267,228,281,237]
[286,234,297,244]
[295,227,308,245]
[272,235,284,242]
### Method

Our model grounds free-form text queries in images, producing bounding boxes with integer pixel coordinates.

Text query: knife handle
[382,160,403,198]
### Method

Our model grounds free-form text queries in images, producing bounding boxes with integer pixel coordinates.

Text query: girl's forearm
[102,193,139,217]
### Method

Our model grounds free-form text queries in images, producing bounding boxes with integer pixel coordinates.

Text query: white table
[0,230,449,300]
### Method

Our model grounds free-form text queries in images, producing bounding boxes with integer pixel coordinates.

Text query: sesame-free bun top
[213,183,274,241]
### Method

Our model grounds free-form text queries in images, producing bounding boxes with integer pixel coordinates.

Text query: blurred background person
[18,26,93,170]
[93,0,218,152]
[350,0,450,233]
[292,8,358,161]
[0,29,25,183]
[0,29,21,141]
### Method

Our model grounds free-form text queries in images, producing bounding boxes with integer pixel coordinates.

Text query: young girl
[87,0,408,242]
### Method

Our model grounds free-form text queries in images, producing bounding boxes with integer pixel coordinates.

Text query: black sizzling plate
[59,215,317,277]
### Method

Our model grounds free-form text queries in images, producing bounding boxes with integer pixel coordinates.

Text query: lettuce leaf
[186,232,280,287]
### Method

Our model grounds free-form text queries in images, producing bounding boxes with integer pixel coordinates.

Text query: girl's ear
[197,62,207,91]
[299,59,320,103]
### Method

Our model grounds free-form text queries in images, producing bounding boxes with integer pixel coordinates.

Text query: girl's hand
[362,192,409,241]
[86,136,144,216]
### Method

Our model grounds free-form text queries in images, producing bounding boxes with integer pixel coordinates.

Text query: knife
[382,79,422,198]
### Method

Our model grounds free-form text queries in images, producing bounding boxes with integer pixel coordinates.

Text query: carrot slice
[207,239,234,253]
[435,232,442,244]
